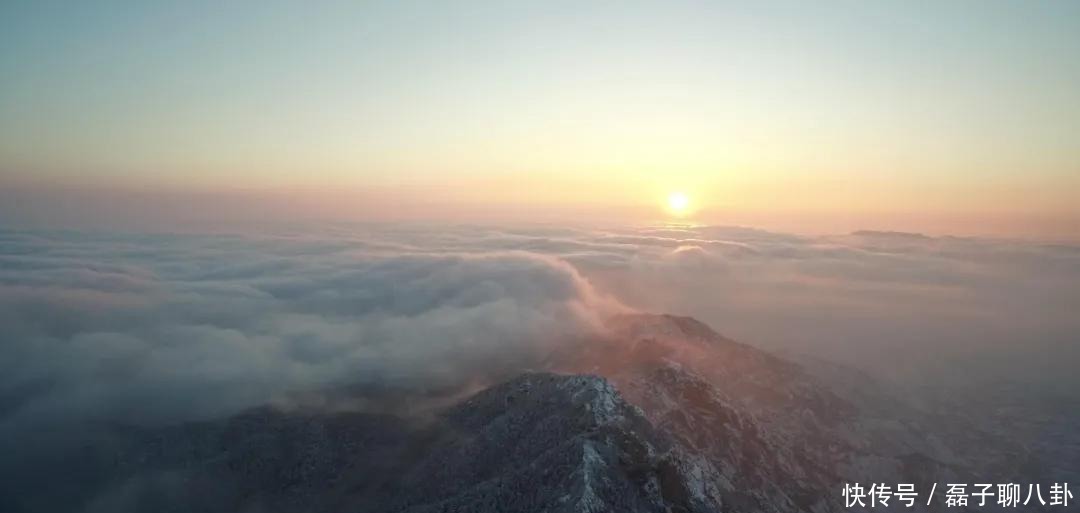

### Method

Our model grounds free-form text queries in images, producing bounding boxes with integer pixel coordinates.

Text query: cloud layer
[1,223,1078,446]
[0,230,628,439]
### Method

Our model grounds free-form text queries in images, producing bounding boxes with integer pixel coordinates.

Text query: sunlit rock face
[5,314,1028,513]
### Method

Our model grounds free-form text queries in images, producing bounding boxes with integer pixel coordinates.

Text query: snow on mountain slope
[575,314,1028,513]
[3,313,1028,513]
[54,373,725,513]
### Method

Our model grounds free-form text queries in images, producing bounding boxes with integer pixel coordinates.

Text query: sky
[2,0,1079,237]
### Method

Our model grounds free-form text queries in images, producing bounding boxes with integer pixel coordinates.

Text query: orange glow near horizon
[1,2,1079,239]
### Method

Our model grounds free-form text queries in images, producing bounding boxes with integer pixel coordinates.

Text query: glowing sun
[667,192,690,215]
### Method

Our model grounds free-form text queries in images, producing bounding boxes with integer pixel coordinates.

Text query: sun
[667,192,690,215]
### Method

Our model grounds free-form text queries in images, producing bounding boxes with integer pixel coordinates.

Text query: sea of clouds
[1,223,1078,444]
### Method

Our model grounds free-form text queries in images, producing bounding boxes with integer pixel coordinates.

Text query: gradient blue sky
[2,1,1079,235]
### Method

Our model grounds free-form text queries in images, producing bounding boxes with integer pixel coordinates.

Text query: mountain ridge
[3,313,1030,513]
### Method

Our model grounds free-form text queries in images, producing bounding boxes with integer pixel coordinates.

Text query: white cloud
[0,232,623,439]
[1,223,1077,446]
